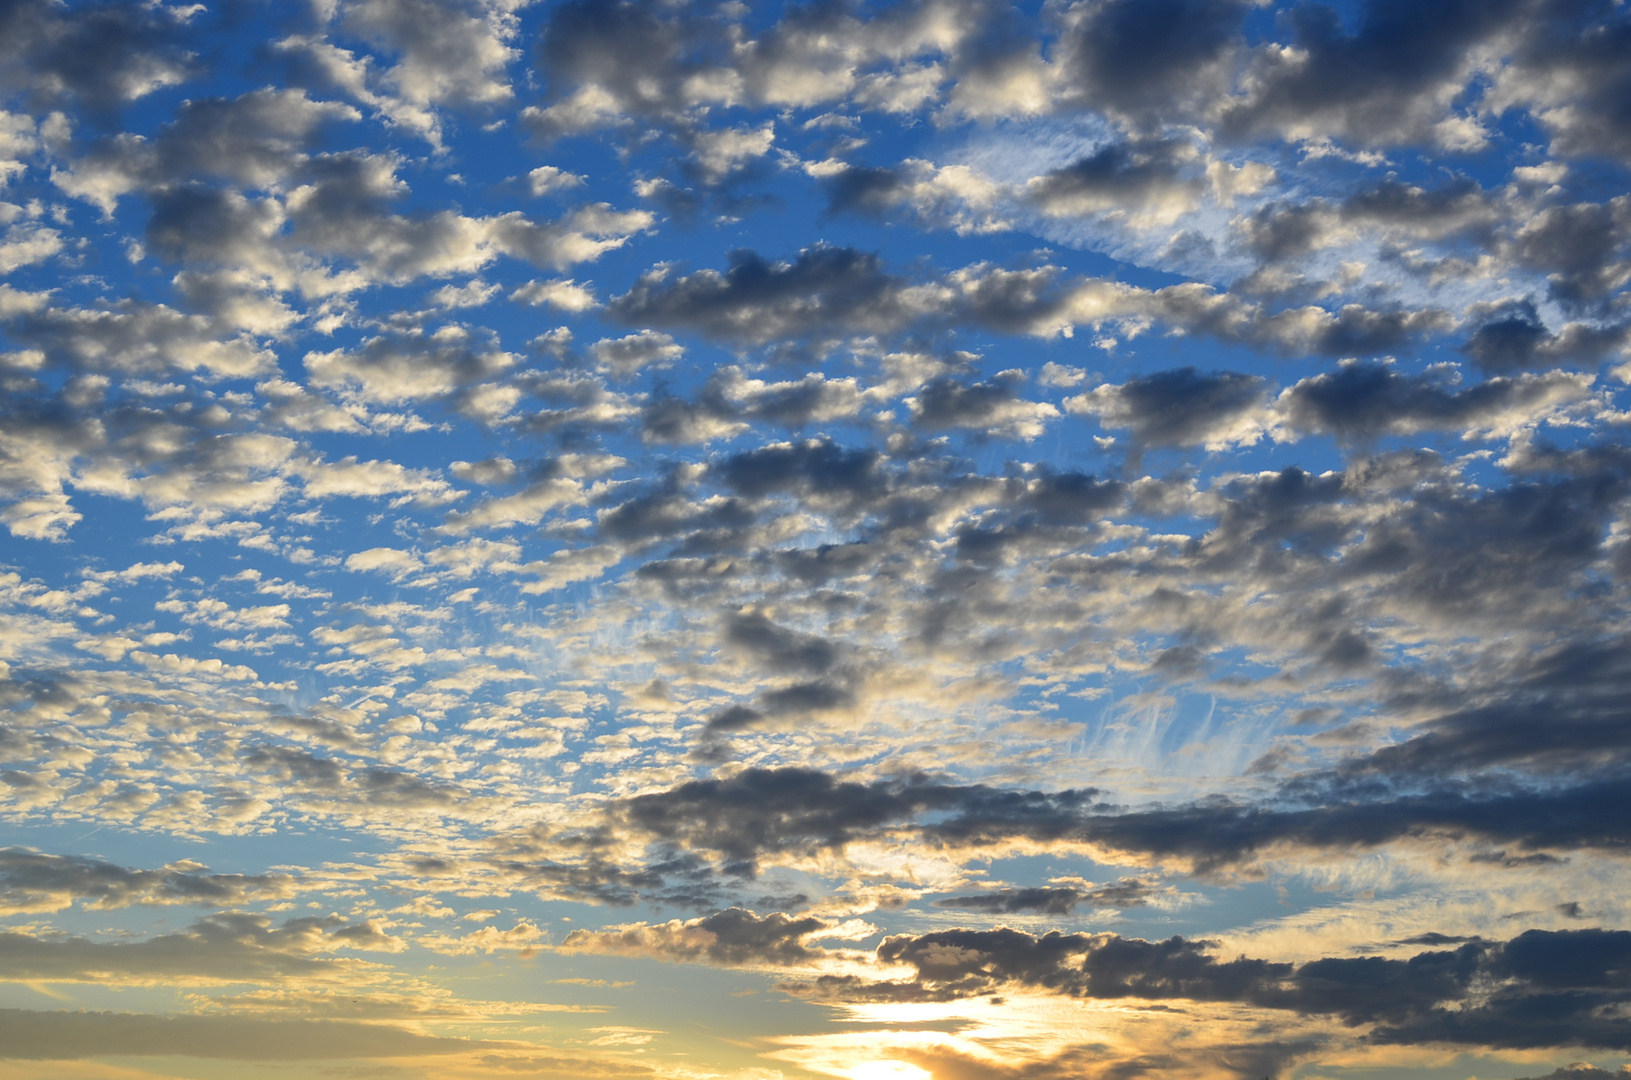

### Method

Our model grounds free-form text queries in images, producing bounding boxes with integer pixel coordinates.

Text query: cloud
[1488,3,1631,164]
[54,87,359,212]
[606,246,1454,357]
[1026,138,1207,227]
[342,0,521,111]
[603,759,1631,886]
[932,879,1163,915]
[306,327,514,405]
[1275,361,1591,442]
[908,373,1060,440]
[801,925,1631,1050]
[686,123,776,184]
[1460,299,1631,374]
[1065,368,1270,450]
[0,0,196,113]
[11,300,277,378]
[563,908,855,968]
[522,0,980,140]
[589,330,684,376]
[1507,198,1631,307]
[420,920,547,955]
[0,848,297,914]
[5,2,1631,1076]
[820,159,1010,235]
[0,1008,497,1060]
[1216,0,1521,150]
[511,278,598,311]
[615,767,1100,875]
[607,246,927,352]
[1052,0,1246,122]
[0,913,388,986]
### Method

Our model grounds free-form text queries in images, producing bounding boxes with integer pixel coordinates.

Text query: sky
[1,0,1630,1078]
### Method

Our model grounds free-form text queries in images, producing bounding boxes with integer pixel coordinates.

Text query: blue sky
[2,1,1631,1078]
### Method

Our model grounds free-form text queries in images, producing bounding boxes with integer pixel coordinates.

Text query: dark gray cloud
[606,246,1453,361]
[615,767,1101,875]
[908,373,1058,439]
[1328,634,1631,784]
[603,761,1631,884]
[527,0,720,137]
[1341,176,1499,240]
[1508,1067,1624,1080]
[1218,0,1528,148]
[563,906,837,967]
[1276,361,1589,441]
[932,878,1160,915]
[1236,198,1339,260]
[1054,0,1247,122]
[1458,299,1630,375]
[1068,367,1268,449]
[1026,138,1205,222]
[66,87,357,199]
[1498,0,1631,162]
[805,926,1631,1049]
[0,848,295,913]
[822,164,915,220]
[607,246,919,351]
[1508,199,1631,308]
[0,0,197,114]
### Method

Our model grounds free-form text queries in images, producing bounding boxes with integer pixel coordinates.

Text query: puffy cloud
[1051,0,1247,122]
[563,908,858,968]
[1487,2,1631,163]
[511,278,597,311]
[54,87,359,212]
[686,123,776,184]
[1459,299,1631,373]
[437,477,588,534]
[0,848,297,914]
[1065,368,1270,451]
[607,246,930,351]
[306,326,514,404]
[10,300,277,378]
[419,920,547,955]
[523,0,982,139]
[1507,198,1631,307]
[341,0,521,110]
[1275,361,1592,442]
[346,546,423,577]
[819,158,1011,235]
[589,330,684,376]
[0,0,196,112]
[1026,138,1207,228]
[1216,0,1523,150]
[607,246,1453,357]
[907,373,1060,440]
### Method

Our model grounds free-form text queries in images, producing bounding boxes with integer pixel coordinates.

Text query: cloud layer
[1,1,1630,1078]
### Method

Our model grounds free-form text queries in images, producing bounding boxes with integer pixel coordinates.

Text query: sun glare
[848,1062,933,1080]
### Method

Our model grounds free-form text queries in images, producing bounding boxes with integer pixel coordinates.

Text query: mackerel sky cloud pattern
[2,1,1631,1078]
